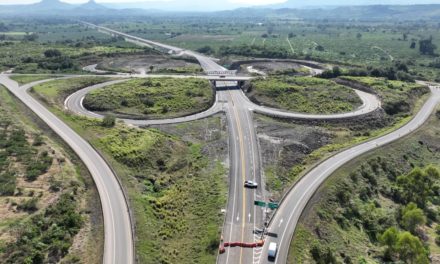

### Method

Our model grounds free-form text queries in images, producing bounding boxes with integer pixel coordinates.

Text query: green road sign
[268,202,279,209]
[254,200,266,207]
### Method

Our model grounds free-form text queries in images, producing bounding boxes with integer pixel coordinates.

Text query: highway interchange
[0,22,439,264]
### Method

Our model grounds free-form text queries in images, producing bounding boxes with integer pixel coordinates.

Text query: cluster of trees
[379,227,429,264]
[2,193,83,263]
[218,44,291,59]
[22,33,39,42]
[196,45,215,55]
[319,61,414,82]
[419,37,437,56]
[0,119,53,196]
[0,22,9,32]
[326,157,440,263]
[37,49,76,71]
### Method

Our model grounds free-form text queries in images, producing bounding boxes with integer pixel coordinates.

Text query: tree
[23,33,38,42]
[380,228,429,264]
[101,115,116,127]
[401,203,426,234]
[44,49,62,58]
[419,37,437,56]
[403,33,408,41]
[379,227,399,260]
[410,42,416,49]
[315,45,325,52]
[196,45,214,54]
[396,232,429,264]
[149,65,154,73]
[356,33,363,40]
[397,166,440,208]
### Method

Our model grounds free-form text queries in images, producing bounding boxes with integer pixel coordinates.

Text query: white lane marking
[279,219,284,227]
[248,213,252,223]
[272,93,440,264]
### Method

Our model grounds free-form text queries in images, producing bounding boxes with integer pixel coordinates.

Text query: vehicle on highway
[268,242,278,261]
[244,180,258,188]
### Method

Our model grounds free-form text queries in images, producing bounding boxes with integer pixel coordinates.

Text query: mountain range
[1,0,440,20]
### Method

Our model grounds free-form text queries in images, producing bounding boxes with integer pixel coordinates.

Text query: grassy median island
[9,75,59,85]
[256,77,430,201]
[83,77,214,119]
[29,77,228,263]
[246,76,363,114]
[341,77,429,116]
[289,107,440,264]
[0,86,103,263]
[31,76,112,106]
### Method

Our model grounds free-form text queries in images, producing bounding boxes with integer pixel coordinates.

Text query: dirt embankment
[97,54,202,74]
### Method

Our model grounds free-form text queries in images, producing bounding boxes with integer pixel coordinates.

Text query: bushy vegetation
[219,44,292,59]
[90,121,227,263]
[2,193,83,263]
[290,110,440,263]
[341,77,429,116]
[0,85,101,263]
[0,115,53,195]
[31,77,110,106]
[30,77,227,263]
[83,78,213,119]
[248,76,362,114]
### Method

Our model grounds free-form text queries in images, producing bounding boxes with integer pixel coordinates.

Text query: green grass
[83,78,214,119]
[258,80,430,199]
[31,77,112,106]
[0,85,102,263]
[289,106,440,263]
[248,76,362,114]
[342,76,429,116]
[9,75,58,85]
[29,78,227,263]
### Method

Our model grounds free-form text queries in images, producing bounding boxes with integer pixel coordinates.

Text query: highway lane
[0,75,134,264]
[64,79,224,125]
[215,84,264,264]
[237,87,381,120]
[81,22,228,73]
[62,74,381,264]
[259,84,440,264]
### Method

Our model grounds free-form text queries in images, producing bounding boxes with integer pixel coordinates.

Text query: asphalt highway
[61,75,382,264]
[10,20,415,264]
[0,76,134,264]
[258,84,440,264]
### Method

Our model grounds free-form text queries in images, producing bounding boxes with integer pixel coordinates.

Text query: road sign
[254,200,266,207]
[268,202,279,209]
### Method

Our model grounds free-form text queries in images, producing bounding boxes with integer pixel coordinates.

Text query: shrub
[17,197,38,212]
[101,115,116,127]
[44,49,62,58]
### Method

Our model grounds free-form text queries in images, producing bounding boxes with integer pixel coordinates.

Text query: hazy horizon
[1,0,440,12]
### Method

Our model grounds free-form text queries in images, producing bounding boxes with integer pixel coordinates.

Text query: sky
[0,0,286,5]
[0,0,439,8]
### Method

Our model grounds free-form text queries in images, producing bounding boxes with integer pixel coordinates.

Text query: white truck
[268,242,277,261]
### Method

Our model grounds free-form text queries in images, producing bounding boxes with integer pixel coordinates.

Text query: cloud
[228,0,287,5]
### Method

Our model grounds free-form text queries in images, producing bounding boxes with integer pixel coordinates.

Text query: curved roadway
[9,20,416,264]
[62,74,382,264]
[259,84,440,264]
[0,75,134,264]
[65,79,381,123]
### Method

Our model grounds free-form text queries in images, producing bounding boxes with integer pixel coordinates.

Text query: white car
[268,242,277,260]
[244,180,258,188]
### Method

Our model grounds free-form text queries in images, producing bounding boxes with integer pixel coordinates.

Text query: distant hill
[77,0,108,11]
[214,4,440,20]
[28,0,74,11]
[0,1,440,20]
